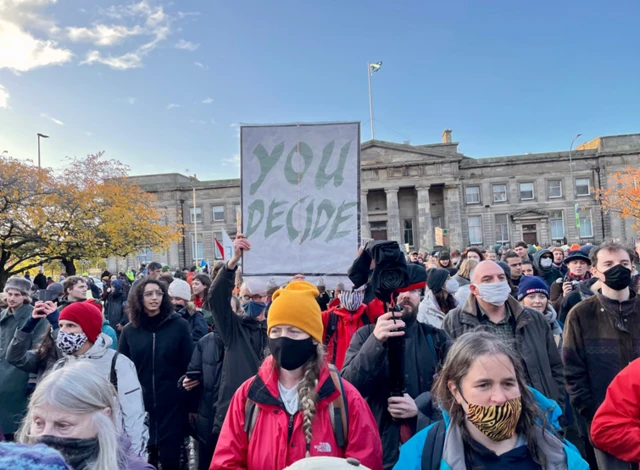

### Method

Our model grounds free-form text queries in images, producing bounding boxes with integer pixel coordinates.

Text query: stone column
[416,185,433,251]
[444,184,463,250]
[385,187,401,244]
[360,190,371,239]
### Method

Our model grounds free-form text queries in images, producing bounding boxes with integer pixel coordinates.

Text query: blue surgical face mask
[242,300,266,318]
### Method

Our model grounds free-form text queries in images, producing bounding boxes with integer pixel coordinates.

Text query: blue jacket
[394,388,589,470]
[102,319,118,350]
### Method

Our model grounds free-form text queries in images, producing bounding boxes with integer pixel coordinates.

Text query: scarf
[33,435,99,470]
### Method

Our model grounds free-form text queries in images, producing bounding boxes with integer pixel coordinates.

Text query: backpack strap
[421,420,445,470]
[110,352,119,392]
[323,312,339,365]
[244,399,259,441]
[327,363,348,448]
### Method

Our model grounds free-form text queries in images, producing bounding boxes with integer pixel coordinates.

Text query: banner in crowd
[241,122,360,289]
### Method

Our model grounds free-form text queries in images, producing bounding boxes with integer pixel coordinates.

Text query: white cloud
[40,112,64,125]
[167,103,180,110]
[222,153,240,167]
[85,131,93,136]
[175,39,199,51]
[177,11,200,19]
[210,118,216,125]
[82,1,172,70]
[67,24,145,46]
[0,85,9,108]
[229,123,238,128]
[194,61,206,69]
[202,97,213,104]
[126,97,137,105]
[0,19,72,73]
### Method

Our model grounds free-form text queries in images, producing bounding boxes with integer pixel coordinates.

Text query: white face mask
[445,278,459,294]
[474,281,511,306]
[540,258,553,269]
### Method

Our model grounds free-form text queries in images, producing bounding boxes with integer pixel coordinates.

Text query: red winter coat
[210,356,383,470]
[592,357,640,466]
[322,305,374,370]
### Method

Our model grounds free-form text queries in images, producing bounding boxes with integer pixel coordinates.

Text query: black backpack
[109,352,119,391]
[323,310,370,364]
[421,420,446,470]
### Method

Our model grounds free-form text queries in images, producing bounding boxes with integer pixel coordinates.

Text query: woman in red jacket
[211,280,383,470]
[591,357,640,468]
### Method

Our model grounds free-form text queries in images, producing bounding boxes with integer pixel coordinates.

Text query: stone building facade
[107,131,640,272]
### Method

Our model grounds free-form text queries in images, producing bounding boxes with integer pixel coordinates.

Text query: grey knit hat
[4,277,33,295]
[46,282,64,299]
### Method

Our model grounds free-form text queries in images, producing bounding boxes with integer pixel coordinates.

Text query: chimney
[442,129,452,144]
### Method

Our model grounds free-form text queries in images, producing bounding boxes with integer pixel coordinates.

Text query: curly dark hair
[126,278,173,328]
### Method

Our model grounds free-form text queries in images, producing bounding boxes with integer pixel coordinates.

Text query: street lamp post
[37,133,49,168]
[569,134,582,240]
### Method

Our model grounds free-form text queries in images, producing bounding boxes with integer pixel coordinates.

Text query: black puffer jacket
[208,265,268,433]
[182,331,225,443]
[118,312,193,444]
[104,285,128,329]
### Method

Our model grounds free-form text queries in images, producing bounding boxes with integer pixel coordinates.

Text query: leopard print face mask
[465,397,522,441]
[55,331,88,355]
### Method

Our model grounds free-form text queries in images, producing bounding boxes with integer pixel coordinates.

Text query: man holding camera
[342,285,450,469]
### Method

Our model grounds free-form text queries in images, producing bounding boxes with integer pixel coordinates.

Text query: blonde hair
[17,361,126,470]
[457,258,479,280]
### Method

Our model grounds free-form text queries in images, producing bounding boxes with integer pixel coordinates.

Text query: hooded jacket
[175,303,208,343]
[321,304,373,370]
[341,318,451,469]
[118,312,193,444]
[418,290,457,329]
[208,264,268,434]
[210,356,383,470]
[393,388,588,470]
[8,329,148,456]
[533,250,563,288]
[104,282,128,328]
[443,295,564,406]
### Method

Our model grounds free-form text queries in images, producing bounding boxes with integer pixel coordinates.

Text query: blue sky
[1,0,638,180]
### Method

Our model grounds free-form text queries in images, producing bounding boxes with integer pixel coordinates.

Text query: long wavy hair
[17,361,126,470]
[271,342,325,457]
[432,330,550,466]
[192,273,211,309]
[125,278,173,328]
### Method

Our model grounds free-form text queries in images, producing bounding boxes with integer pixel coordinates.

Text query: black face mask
[269,336,316,371]
[602,264,632,291]
[33,435,99,470]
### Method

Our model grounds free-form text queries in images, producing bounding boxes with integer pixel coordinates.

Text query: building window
[465,186,480,205]
[549,210,565,240]
[519,182,535,201]
[578,209,593,238]
[431,216,442,229]
[576,178,591,196]
[403,219,414,248]
[136,249,152,266]
[494,214,509,243]
[492,184,507,203]
[213,232,223,259]
[468,216,483,245]
[189,207,202,223]
[548,180,562,199]
[191,233,204,261]
[212,205,225,222]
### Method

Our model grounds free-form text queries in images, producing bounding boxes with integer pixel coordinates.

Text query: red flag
[214,237,224,259]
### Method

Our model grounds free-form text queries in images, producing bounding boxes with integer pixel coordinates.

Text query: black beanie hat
[439,251,451,261]
[427,268,449,293]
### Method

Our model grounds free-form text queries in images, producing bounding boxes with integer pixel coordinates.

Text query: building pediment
[361,140,464,167]
[511,208,548,219]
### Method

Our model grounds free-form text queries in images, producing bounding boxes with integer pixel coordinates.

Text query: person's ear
[448,381,464,406]
[102,407,112,418]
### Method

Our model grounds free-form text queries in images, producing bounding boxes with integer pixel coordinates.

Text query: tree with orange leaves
[596,166,640,231]
[0,152,182,287]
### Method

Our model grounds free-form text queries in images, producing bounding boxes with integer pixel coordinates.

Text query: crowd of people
[0,237,639,470]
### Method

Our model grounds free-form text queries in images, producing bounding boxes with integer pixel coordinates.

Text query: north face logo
[314,442,332,453]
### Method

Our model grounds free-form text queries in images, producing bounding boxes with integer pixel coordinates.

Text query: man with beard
[342,288,451,469]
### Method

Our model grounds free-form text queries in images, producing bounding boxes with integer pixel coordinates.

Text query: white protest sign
[241,122,360,290]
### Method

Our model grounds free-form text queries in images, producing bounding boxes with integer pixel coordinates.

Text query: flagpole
[367,62,375,140]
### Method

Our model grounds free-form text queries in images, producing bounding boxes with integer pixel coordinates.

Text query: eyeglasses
[242,294,265,302]
[143,291,164,298]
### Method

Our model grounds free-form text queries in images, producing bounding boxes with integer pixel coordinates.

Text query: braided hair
[295,343,325,457]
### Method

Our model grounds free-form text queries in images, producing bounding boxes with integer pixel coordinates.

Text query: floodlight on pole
[37,133,49,168]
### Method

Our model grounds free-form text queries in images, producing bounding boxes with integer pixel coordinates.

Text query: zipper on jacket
[287,412,295,444]
[152,332,157,445]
